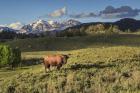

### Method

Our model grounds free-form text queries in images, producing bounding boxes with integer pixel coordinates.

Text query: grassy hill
[0,33,140,93]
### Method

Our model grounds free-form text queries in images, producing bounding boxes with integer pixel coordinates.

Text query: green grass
[0,65,42,80]
[0,34,140,93]
[4,34,140,52]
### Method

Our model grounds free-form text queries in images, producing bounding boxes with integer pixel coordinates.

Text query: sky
[0,0,140,27]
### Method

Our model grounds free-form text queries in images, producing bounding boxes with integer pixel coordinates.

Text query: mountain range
[64,18,140,33]
[0,19,81,34]
[0,18,140,34]
[19,19,81,34]
[85,18,140,31]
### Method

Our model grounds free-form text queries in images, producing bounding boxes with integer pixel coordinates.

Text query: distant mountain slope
[64,18,140,32]
[0,26,17,32]
[114,18,140,31]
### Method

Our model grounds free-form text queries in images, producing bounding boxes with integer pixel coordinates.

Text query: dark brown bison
[43,54,69,72]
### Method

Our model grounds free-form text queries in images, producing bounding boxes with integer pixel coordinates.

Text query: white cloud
[8,22,23,30]
[48,7,67,17]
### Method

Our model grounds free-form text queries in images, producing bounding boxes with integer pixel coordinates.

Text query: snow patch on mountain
[20,19,81,34]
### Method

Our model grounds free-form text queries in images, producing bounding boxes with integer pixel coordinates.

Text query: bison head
[62,55,70,64]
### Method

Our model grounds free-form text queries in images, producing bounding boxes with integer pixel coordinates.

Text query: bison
[43,54,69,72]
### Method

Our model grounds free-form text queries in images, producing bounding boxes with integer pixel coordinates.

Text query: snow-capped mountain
[20,20,52,34]
[20,19,81,34]
[48,20,62,30]
[62,19,81,28]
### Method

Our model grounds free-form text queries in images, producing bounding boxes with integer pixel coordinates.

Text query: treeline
[0,31,45,42]
[0,31,59,41]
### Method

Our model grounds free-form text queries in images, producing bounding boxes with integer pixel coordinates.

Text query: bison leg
[44,66,47,73]
[47,65,50,71]
[45,65,50,73]
[57,64,62,70]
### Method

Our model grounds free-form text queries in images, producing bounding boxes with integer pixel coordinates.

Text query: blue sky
[0,0,140,25]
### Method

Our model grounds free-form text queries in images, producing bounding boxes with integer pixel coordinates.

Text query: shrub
[11,48,21,68]
[0,45,21,68]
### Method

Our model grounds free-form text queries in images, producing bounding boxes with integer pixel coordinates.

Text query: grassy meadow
[0,33,140,93]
